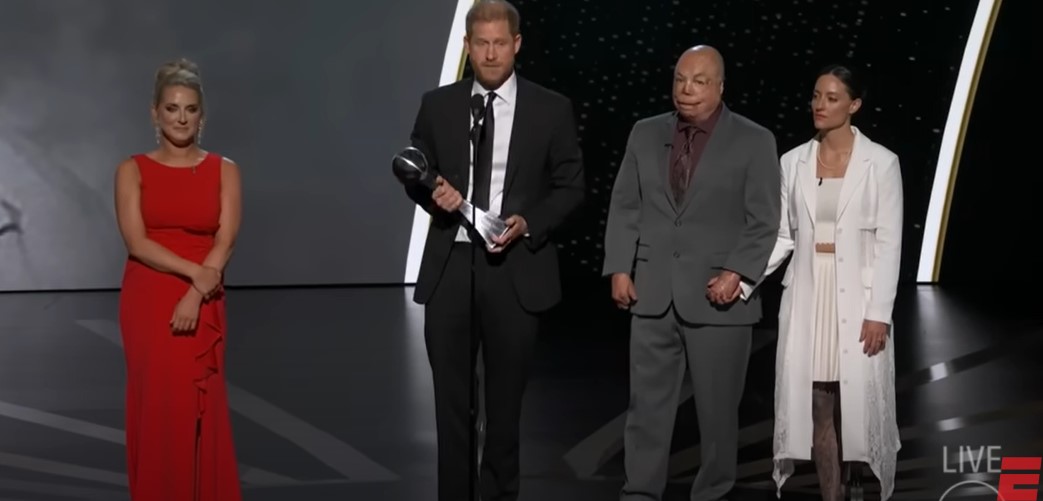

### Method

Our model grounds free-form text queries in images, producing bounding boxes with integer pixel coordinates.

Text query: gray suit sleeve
[602,124,642,276]
[724,129,781,281]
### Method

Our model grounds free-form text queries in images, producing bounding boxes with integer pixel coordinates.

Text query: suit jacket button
[673,252,680,258]
[674,220,682,227]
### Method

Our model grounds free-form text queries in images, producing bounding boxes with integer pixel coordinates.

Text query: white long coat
[762,127,903,500]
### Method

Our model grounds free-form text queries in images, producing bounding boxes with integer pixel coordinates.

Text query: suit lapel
[796,126,871,227]
[657,114,679,213]
[835,127,871,220]
[796,140,818,228]
[677,107,731,215]
[449,80,473,189]
[503,80,526,197]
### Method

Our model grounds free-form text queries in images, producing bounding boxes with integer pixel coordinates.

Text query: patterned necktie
[671,123,698,204]
[473,91,496,211]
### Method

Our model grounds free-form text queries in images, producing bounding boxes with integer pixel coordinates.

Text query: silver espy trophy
[392,146,508,249]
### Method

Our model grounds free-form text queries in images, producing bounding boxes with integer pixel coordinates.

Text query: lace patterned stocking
[812,382,843,501]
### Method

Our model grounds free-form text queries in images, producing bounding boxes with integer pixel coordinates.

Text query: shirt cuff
[739,281,754,302]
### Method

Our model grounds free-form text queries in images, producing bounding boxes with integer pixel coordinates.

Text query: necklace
[816,146,850,172]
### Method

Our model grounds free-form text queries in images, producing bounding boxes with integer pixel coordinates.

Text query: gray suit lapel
[655,114,679,213]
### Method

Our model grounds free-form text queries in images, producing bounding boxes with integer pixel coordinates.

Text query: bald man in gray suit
[603,46,781,501]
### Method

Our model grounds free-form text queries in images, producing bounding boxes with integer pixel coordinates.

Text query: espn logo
[998,456,1041,501]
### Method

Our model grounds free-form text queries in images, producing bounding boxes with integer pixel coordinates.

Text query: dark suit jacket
[603,106,781,325]
[404,75,584,313]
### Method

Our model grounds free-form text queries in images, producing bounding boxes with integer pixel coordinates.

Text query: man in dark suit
[603,46,781,501]
[401,1,584,499]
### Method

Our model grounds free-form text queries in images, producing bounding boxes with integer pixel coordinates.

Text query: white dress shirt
[456,71,517,242]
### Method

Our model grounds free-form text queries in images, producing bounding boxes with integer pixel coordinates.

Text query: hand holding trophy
[392,147,509,250]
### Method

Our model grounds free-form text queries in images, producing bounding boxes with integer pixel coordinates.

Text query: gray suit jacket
[603,106,781,325]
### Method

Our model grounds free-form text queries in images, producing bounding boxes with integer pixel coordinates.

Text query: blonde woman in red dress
[114,58,243,501]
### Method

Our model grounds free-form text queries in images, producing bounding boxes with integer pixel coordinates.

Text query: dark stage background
[499,0,981,308]
[937,0,1033,285]
[0,2,1032,500]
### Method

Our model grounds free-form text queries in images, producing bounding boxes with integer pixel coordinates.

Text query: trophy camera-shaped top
[391,145,508,249]
[392,146,437,190]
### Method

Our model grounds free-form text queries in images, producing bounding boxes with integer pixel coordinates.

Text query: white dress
[811,177,842,382]
[770,131,903,501]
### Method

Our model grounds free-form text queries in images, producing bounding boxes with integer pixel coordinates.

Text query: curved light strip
[404,0,474,283]
[917,0,1002,282]
[938,480,1003,501]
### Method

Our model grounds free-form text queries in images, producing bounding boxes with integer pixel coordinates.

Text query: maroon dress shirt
[669,104,722,204]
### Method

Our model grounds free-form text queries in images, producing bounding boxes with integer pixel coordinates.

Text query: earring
[197,121,205,145]
[154,127,161,145]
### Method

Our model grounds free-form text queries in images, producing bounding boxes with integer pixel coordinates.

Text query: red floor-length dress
[118,152,242,501]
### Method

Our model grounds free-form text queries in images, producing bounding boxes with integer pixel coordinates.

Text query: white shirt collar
[472,70,517,105]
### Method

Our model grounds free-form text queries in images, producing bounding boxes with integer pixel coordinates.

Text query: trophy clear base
[458,201,509,250]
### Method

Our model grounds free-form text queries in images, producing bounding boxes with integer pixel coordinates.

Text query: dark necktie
[670,123,698,204]
[473,91,496,211]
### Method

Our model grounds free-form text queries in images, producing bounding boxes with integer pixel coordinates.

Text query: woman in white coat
[760,65,903,500]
